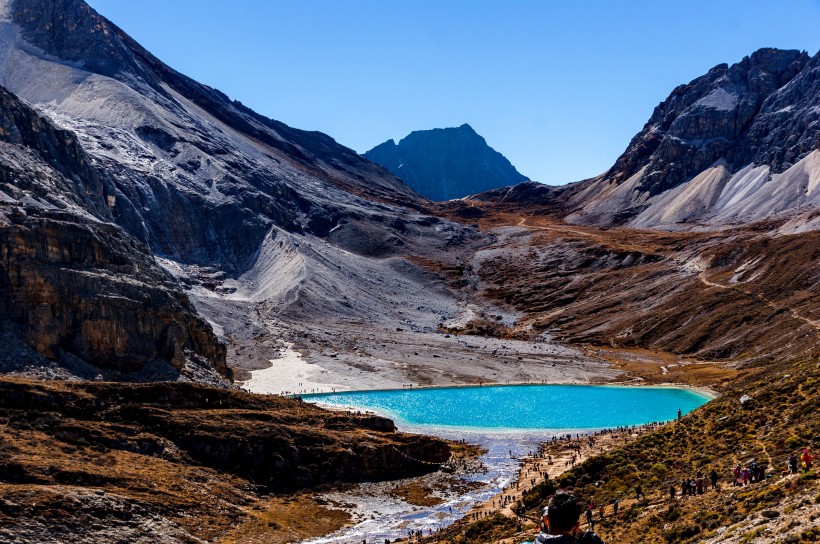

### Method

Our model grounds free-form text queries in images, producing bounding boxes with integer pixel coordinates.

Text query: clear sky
[86,0,819,185]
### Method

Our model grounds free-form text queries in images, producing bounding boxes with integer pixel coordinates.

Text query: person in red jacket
[801,449,813,471]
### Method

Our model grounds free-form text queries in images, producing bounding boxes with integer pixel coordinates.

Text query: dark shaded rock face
[365,124,528,201]
[605,48,816,196]
[0,209,227,379]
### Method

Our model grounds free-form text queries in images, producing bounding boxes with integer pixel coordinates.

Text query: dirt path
[697,270,820,334]
[460,427,654,523]
[517,216,605,241]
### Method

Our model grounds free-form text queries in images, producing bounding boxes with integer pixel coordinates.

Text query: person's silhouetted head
[544,490,583,534]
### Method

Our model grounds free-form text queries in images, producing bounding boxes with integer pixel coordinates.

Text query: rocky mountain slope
[0,81,227,383]
[0,0,482,380]
[365,124,528,201]
[484,48,820,231]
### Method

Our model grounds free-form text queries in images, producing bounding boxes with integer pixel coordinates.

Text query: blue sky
[87,0,819,185]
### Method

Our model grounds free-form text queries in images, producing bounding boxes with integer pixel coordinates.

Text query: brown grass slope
[0,378,449,542]
[471,218,819,364]
[422,210,820,543]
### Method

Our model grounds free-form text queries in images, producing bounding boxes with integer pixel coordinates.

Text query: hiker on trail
[677,408,682,420]
[710,469,719,490]
[801,449,813,471]
[635,484,645,500]
[585,503,594,528]
[669,484,676,500]
[733,464,742,486]
[535,490,605,544]
[612,499,619,516]
[788,453,799,474]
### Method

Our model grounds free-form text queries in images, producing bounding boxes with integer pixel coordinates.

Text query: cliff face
[606,49,811,195]
[365,124,528,201]
[0,210,227,380]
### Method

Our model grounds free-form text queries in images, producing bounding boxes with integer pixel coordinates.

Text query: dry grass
[0,378,450,542]
[221,495,350,544]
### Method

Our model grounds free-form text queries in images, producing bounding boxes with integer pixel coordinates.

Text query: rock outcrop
[0,377,450,541]
[0,377,450,492]
[604,48,812,196]
[365,124,528,201]
[0,209,227,381]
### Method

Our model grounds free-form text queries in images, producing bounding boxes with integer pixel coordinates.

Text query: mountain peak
[563,48,820,228]
[365,125,528,201]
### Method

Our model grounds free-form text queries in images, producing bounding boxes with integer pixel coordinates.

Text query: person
[635,484,645,500]
[669,484,676,500]
[677,408,682,420]
[535,490,605,544]
[788,453,799,474]
[585,503,594,528]
[710,469,719,490]
[612,499,619,516]
[801,449,813,471]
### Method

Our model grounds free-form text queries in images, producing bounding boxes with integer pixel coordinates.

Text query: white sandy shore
[238,342,345,396]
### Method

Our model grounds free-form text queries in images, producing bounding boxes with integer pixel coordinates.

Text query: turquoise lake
[305,384,712,431]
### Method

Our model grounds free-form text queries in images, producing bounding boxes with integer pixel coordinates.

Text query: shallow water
[305,384,711,431]
[303,429,548,544]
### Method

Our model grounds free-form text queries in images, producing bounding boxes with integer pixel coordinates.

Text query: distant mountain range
[364,124,529,201]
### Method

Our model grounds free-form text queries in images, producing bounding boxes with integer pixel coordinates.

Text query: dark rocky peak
[11,0,159,87]
[603,48,814,197]
[364,124,528,201]
[399,123,483,147]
